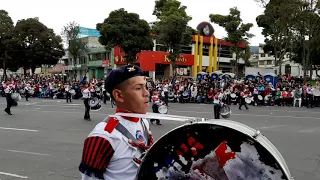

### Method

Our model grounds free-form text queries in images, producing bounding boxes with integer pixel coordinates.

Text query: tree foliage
[9,18,65,74]
[210,7,253,76]
[61,21,88,66]
[0,10,15,78]
[97,8,153,63]
[257,0,320,79]
[152,0,193,70]
[290,0,320,79]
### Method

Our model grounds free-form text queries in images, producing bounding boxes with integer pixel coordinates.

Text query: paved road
[0,97,319,180]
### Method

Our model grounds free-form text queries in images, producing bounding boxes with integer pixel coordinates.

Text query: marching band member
[238,89,249,110]
[253,85,259,106]
[79,65,153,180]
[65,83,72,103]
[224,88,231,105]
[4,82,13,115]
[82,83,91,121]
[150,91,162,125]
[307,86,314,108]
[24,83,31,101]
[213,92,220,119]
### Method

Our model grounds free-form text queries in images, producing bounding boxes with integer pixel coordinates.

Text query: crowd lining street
[0,98,320,180]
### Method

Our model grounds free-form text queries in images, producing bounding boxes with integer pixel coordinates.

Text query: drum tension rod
[252,130,261,139]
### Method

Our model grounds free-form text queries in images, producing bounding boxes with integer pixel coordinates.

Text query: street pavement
[0,97,320,180]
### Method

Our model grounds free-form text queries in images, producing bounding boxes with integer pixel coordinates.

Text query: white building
[249,44,316,78]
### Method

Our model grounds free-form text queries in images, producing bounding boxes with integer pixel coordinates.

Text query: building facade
[249,44,304,77]
[114,22,246,79]
[53,23,247,81]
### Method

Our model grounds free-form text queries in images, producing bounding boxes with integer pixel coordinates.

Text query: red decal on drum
[215,140,236,167]
[188,136,196,145]
[176,150,183,156]
[180,144,188,153]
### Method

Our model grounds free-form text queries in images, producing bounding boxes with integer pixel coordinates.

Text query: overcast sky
[2,0,265,46]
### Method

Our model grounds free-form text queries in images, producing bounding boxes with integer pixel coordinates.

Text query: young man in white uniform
[79,65,153,180]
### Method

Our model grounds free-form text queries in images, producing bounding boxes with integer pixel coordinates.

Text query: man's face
[114,76,150,114]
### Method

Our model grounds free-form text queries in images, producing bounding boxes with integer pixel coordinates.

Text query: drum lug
[252,130,261,139]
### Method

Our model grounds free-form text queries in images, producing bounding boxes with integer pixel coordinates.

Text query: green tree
[97,8,153,64]
[290,0,320,79]
[61,21,88,80]
[210,7,253,76]
[0,10,14,80]
[152,0,193,76]
[10,18,64,74]
[256,0,302,75]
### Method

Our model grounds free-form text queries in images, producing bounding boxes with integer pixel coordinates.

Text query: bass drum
[136,120,293,180]
[245,97,252,104]
[89,97,100,107]
[157,105,168,114]
[11,92,21,102]
[220,104,231,119]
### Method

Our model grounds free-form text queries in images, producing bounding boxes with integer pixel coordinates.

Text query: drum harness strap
[103,116,153,164]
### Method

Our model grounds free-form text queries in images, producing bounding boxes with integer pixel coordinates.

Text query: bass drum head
[91,104,101,110]
[182,91,188,97]
[137,121,291,180]
[158,105,168,114]
[258,95,263,100]
[245,98,251,104]
[69,89,76,95]
[11,93,20,101]
[220,104,231,118]
[89,98,100,107]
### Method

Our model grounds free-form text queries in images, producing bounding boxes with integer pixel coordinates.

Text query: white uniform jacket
[79,114,150,180]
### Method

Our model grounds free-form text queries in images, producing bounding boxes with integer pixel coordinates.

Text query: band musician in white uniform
[213,92,220,119]
[4,82,13,115]
[79,65,153,180]
[82,83,91,120]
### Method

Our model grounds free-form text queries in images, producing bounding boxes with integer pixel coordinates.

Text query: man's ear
[112,89,124,103]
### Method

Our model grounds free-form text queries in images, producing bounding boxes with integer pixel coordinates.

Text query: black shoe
[156,123,162,125]
[4,109,12,115]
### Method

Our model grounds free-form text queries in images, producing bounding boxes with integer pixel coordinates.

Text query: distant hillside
[250,46,259,54]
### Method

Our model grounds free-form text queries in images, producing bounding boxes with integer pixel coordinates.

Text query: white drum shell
[69,89,76,95]
[11,93,21,102]
[28,90,34,95]
[158,105,168,114]
[245,98,252,104]
[89,98,100,107]
[220,104,231,118]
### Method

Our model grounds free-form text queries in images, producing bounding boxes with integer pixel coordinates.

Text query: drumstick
[111,112,205,122]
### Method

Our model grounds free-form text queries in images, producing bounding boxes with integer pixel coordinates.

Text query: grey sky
[2,0,265,46]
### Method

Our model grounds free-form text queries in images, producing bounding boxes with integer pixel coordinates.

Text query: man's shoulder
[88,122,123,143]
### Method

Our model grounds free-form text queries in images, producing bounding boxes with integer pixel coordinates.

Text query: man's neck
[115,107,140,122]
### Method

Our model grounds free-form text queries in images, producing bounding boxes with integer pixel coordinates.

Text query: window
[267,60,272,65]
[285,64,291,74]
[79,57,86,64]
[260,53,265,57]
[181,46,192,54]
[91,53,106,61]
[155,64,165,77]
[156,44,168,52]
